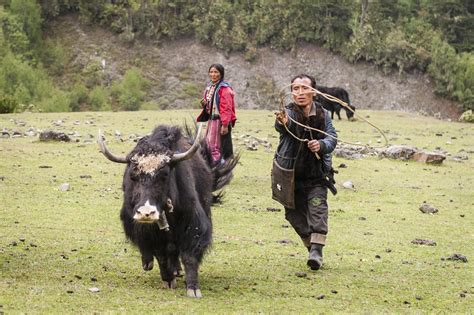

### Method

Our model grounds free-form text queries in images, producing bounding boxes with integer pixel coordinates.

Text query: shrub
[111,68,148,111]
[0,95,18,113]
[459,110,474,123]
[39,89,71,112]
[68,82,89,111]
[89,86,111,111]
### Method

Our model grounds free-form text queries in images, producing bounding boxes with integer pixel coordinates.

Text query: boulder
[382,145,417,160]
[412,151,446,164]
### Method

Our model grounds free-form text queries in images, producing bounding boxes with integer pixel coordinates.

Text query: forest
[0,0,473,113]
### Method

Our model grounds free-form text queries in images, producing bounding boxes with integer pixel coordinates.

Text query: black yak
[98,124,238,298]
[315,85,356,120]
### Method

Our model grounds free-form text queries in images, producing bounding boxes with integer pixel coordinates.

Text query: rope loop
[277,83,388,148]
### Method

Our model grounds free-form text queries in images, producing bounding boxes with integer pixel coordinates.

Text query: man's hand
[199,98,206,108]
[220,124,229,135]
[307,140,320,153]
[274,111,288,125]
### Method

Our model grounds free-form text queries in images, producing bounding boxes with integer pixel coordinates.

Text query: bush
[89,86,110,111]
[0,95,18,113]
[82,59,105,88]
[459,110,474,123]
[68,82,89,111]
[111,68,148,111]
[39,89,70,112]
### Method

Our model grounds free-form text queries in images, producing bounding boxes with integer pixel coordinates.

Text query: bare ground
[50,15,462,120]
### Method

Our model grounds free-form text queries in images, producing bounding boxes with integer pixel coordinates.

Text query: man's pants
[284,185,328,246]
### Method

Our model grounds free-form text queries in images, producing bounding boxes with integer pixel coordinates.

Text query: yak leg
[156,255,177,289]
[335,106,342,120]
[165,235,183,277]
[169,254,183,277]
[140,250,154,271]
[181,254,202,298]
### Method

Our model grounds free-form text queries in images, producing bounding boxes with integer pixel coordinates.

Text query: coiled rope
[277,83,389,148]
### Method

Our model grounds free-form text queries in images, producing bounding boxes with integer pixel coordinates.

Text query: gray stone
[59,183,70,191]
[382,145,417,160]
[342,181,354,189]
[419,203,438,214]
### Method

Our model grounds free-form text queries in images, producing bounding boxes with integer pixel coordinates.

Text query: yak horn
[97,129,128,163]
[171,123,203,163]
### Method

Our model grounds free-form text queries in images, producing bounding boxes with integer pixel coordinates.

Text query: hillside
[48,15,462,119]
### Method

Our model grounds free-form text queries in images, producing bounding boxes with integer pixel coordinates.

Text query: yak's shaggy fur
[119,124,238,297]
[315,85,356,120]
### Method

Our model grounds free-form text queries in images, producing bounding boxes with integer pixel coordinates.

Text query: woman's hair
[208,64,225,81]
[290,73,316,89]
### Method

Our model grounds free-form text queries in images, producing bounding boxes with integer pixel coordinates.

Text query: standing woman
[197,64,237,165]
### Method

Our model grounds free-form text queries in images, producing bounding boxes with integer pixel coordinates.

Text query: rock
[411,239,436,246]
[382,145,417,160]
[246,141,258,151]
[446,253,468,263]
[295,272,307,278]
[412,151,446,164]
[88,287,100,293]
[266,207,281,212]
[334,144,373,159]
[39,131,71,142]
[452,151,469,162]
[419,203,438,214]
[342,181,354,189]
[12,131,23,138]
[59,183,70,191]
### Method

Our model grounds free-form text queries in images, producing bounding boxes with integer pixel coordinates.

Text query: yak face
[127,151,173,225]
[99,124,203,227]
[346,105,356,120]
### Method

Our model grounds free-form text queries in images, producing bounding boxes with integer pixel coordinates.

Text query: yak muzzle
[133,200,170,230]
[134,200,160,223]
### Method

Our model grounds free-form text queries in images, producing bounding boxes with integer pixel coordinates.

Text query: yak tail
[212,153,240,192]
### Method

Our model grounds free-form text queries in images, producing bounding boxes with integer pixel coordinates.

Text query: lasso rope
[277,83,389,148]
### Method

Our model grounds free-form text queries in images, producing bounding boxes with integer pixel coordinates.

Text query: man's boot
[307,243,323,270]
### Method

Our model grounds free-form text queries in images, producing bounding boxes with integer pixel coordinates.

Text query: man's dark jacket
[274,103,337,187]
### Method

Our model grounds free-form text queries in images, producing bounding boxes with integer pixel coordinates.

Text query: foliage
[89,85,110,111]
[0,94,18,113]
[0,2,72,112]
[458,109,474,122]
[68,81,89,112]
[111,67,148,111]
[1,1,473,112]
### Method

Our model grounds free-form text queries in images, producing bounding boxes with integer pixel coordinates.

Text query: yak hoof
[142,260,154,271]
[186,288,202,298]
[173,269,184,277]
[162,279,177,289]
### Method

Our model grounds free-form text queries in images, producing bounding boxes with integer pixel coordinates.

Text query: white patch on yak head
[134,200,159,222]
[130,153,171,176]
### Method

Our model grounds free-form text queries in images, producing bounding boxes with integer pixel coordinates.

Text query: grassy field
[1,109,473,313]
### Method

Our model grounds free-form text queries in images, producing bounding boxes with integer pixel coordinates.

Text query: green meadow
[1,109,473,313]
